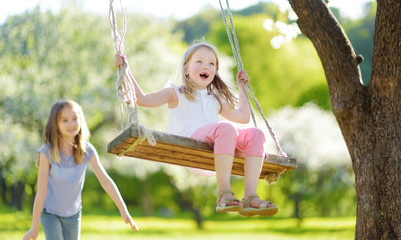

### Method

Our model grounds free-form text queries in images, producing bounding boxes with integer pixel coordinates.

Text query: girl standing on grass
[23,100,138,240]
[114,42,278,217]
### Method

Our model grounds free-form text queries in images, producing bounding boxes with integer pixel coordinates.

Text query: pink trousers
[190,122,265,158]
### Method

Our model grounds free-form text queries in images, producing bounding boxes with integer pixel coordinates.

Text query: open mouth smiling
[200,73,209,79]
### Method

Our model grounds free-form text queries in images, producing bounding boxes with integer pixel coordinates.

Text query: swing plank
[107,125,297,179]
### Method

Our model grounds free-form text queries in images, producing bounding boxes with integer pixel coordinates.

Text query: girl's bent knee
[248,128,265,143]
[213,122,238,155]
[215,122,237,138]
[240,128,265,157]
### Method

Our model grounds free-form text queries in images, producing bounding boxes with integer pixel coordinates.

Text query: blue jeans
[40,209,81,240]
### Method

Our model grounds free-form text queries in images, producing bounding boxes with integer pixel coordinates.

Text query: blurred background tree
[265,104,354,220]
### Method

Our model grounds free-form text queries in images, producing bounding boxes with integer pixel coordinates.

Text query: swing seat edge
[107,125,297,179]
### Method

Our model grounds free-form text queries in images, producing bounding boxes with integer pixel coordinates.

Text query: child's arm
[89,152,139,231]
[23,153,50,240]
[114,54,178,108]
[220,70,251,123]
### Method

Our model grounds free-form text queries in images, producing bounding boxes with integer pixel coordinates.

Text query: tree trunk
[0,173,7,205]
[10,181,24,210]
[287,0,401,239]
[30,182,36,212]
[141,176,153,216]
[290,193,301,219]
[166,176,203,229]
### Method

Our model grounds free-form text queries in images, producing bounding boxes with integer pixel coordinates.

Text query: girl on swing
[115,42,278,217]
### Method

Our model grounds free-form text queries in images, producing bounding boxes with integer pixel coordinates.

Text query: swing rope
[218,0,287,157]
[108,0,156,147]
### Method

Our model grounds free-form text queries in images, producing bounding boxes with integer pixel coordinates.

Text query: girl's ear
[216,58,219,71]
[184,66,189,77]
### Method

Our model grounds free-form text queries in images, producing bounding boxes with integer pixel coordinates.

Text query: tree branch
[371,0,401,93]
[288,0,366,117]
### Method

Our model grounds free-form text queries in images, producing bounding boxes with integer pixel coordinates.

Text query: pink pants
[190,122,265,158]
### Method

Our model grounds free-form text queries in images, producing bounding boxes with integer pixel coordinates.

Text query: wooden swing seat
[108,125,297,180]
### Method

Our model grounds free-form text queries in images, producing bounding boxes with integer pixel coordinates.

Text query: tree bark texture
[287,0,401,239]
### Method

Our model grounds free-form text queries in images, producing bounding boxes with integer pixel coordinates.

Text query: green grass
[1,210,355,240]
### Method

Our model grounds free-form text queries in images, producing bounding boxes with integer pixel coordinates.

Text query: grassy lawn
[1,210,355,240]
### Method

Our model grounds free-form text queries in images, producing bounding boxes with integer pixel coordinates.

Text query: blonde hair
[180,42,237,111]
[42,100,90,164]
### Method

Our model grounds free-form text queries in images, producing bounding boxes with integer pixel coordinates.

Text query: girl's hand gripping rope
[236,70,250,85]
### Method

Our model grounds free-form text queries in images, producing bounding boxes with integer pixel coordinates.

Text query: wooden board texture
[108,125,297,180]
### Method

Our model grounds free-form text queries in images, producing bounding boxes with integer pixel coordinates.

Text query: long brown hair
[42,100,90,164]
[180,42,238,111]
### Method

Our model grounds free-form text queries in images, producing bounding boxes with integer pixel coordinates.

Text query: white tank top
[167,87,220,137]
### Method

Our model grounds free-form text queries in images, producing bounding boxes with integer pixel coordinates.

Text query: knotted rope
[218,0,287,158]
[109,0,156,150]
[117,126,156,157]
[264,168,288,184]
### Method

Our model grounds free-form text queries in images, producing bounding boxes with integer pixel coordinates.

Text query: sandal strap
[217,191,240,207]
[219,198,241,207]
[242,194,260,208]
[218,191,235,199]
[259,200,273,208]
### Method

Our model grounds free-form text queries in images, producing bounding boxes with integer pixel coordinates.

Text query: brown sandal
[239,194,278,217]
[216,191,242,213]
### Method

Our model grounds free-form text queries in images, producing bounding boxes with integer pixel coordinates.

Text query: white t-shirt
[167,87,220,137]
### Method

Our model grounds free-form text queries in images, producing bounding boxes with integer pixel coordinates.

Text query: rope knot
[264,169,287,184]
